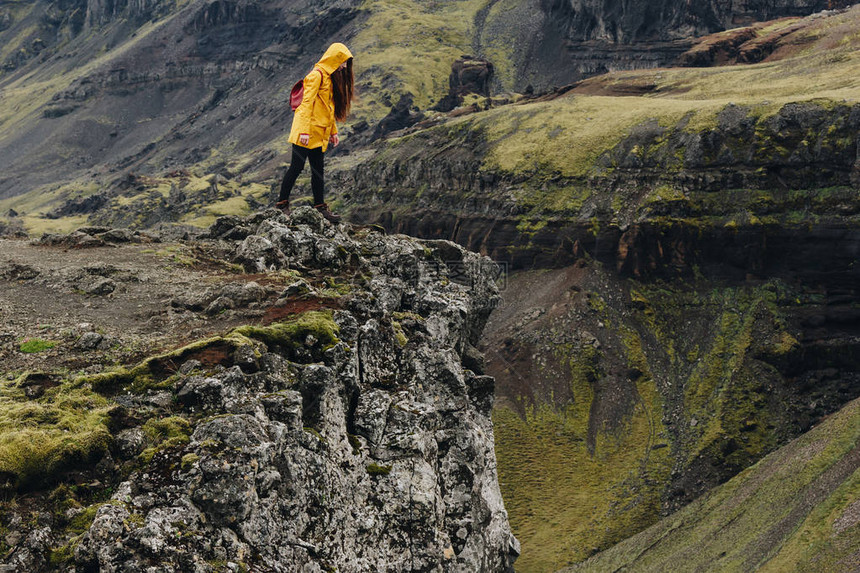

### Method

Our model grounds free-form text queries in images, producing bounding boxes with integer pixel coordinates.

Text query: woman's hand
[329,134,339,147]
[299,133,309,146]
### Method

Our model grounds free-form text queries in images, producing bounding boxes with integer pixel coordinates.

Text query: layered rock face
[336,100,860,283]
[546,0,832,43]
[480,0,853,88]
[0,209,517,572]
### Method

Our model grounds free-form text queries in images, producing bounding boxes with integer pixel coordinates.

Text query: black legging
[279,144,325,205]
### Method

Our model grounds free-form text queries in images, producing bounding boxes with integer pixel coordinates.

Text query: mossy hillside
[0,179,100,235]
[343,94,858,233]
[576,10,860,105]
[86,173,268,230]
[0,171,254,236]
[757,468,860,573]
[683,299,773,467]
[646,7,860,103]
[476,0,538,90]
[350,0,489,120]
[494,336,672,572]
[678,17,801,65]
[563,397,860,573]
[494,400,671,571]
[0,12,184,133]
[0,2,39,64]
[492,272,814,571]
[481,94,714,178]
[339,8,860,226]
[629,281,802,476]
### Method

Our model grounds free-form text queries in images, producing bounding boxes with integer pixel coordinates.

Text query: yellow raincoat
[289,43,353,153]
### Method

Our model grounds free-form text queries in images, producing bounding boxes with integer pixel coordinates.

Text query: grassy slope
[562,396,860,573]
[494,378,672,571]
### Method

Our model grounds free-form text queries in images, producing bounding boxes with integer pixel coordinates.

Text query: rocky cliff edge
[0,207,518,572]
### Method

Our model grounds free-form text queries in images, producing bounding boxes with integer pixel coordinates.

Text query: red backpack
[290,67,323,111]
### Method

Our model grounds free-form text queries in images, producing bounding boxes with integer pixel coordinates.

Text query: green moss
[347,433,362,455]
[180,453,200,471]
[323,277,353,296]
[682,292,779,468]
[236,311,340,350]
[19,338,57,353]
[0,379,112,490]
[303,427,326,444]
[516,219,548,236]
[67,502,103,535]
[392,311,425,322]
[80,331,260,394]
[366,463,392,476]
[143,416,191,444]
[586,292,607,313]
[47,542,75,567]
[139,416,192,464]
[49,484,82,515]
[392,320,408,347]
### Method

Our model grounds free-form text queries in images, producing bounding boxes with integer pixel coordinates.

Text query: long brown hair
[331,57,354,122]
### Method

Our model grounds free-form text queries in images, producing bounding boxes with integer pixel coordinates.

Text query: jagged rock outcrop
[371,93,425,140]
[0,209,518,572]
[433,56,495,112]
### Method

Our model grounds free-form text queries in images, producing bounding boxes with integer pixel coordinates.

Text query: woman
[276,42,354,223]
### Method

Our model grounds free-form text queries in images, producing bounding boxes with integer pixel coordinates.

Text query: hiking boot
[314,202,342,223]
[275,200,290,215]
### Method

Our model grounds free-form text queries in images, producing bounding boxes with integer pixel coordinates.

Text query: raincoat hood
[316,43,353,75]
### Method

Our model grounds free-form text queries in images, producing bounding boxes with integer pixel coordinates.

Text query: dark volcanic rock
[46,194,108,218]
[434,56,495,112]
[372,93,425,140]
